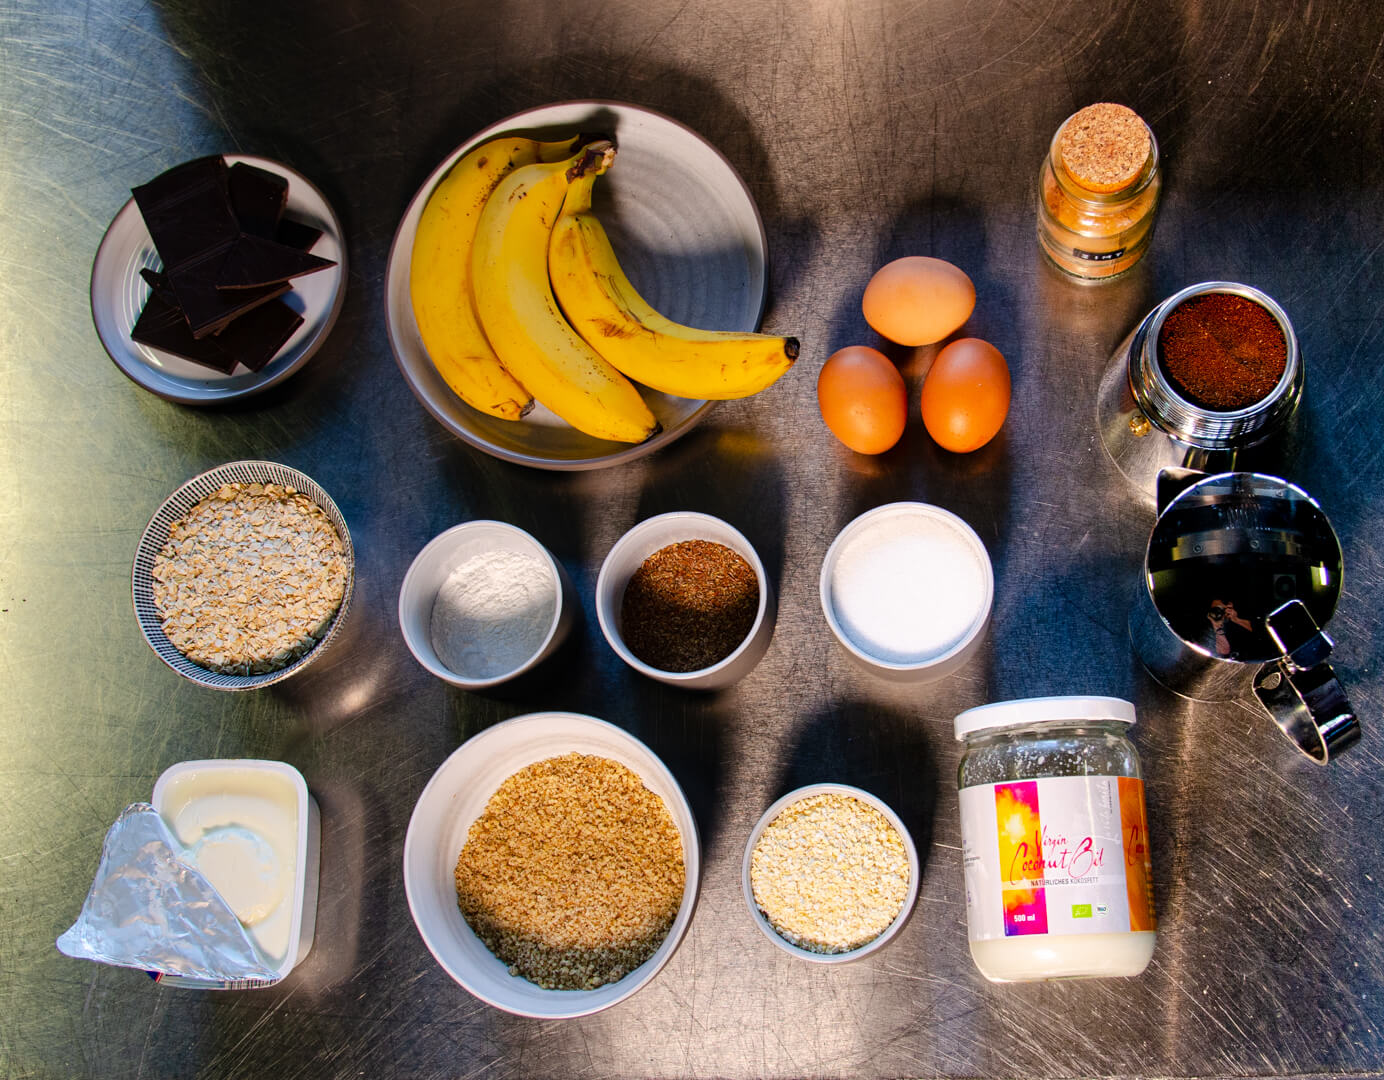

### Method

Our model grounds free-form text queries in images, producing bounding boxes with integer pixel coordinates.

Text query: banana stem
[567,141,616,184]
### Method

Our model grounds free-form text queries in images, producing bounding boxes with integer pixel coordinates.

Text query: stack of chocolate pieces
[131,156,335,375]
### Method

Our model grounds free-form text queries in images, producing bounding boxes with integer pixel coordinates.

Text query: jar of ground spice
[1037,103,1162,279]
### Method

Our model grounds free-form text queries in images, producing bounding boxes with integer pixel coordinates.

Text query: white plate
[90,155,346,404]
[385,101,769,470]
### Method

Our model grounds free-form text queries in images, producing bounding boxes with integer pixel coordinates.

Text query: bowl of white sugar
[819,502,993,682]
[398,521,575,690]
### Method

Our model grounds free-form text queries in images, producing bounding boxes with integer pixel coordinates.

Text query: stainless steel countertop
[4,1,1382,1076]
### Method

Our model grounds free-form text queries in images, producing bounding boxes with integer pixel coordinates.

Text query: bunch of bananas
[408,134,800,443]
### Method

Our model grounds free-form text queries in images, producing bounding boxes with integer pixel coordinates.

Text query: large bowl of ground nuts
[403,712,700,1018]
[132,460,354,690]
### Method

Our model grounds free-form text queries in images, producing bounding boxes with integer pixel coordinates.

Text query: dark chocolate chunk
[132,291,240,374]
[276,218,323,251]
[167,248,290,337]
[131,157,239,270]
[132,289,303,374]
[144,266,287,341]
[139,267,177,305]
[127,154,334,355]
[214,232,334,291]
[228,163,289,239]
[231,302,304,372]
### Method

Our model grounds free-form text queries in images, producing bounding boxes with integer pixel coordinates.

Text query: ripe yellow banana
[471,142,660,444]
[409,134,582,421]
[549,169,799,400]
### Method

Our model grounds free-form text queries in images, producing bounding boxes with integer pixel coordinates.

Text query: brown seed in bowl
[151,482,348,675]
[620,539,759,672]
[453,753,685,991]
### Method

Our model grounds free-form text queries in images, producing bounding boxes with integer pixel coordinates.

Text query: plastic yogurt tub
[152,759,321,988]
[953,696,1157,982]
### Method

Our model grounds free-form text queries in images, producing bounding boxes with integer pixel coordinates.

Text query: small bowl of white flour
[398,521,574,689]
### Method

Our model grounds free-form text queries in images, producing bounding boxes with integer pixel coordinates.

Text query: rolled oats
[750,792,910,954]
[151,482,348,675]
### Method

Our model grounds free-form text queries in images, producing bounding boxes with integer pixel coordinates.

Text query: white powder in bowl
[828,512,988,664]
[430,549,556,679]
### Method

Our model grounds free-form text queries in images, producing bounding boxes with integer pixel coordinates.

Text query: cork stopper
[1058,103,1151,193]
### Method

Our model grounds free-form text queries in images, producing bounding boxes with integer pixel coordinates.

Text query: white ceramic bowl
[151,759,321,989]
[403,712,701,1018]
[385,101,768,470]
[596,512,774,690]
[819,502,993,683]
[742,783,919,964]
[398,521,575,690]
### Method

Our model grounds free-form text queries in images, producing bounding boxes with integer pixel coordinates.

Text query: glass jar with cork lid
[1038,103,1162,279]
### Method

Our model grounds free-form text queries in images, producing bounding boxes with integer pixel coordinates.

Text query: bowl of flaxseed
[743,783,918,963]
[403,712,700,1018]
[596,511,774,691]
[132,461,354,690]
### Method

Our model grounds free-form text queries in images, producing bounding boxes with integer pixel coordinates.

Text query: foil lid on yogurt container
[56,803,279,985]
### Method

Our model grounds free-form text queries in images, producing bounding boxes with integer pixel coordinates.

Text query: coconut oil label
[959,776,1156,941]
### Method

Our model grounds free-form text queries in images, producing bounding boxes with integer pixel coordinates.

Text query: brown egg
[817,346,908,455]
[920,338,1011,452]
[862,257,976,346]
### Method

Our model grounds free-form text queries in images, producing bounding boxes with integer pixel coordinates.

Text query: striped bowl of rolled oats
[742,783,919,963]
[132,461,354,689]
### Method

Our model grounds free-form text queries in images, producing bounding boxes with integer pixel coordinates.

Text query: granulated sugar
[828,512,987,663]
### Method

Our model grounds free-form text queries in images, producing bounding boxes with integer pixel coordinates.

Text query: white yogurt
[159,768,300,964]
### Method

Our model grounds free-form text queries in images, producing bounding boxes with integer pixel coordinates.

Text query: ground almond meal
[453,752,685,991]
[151,482,348,675]
[750,792,910,954]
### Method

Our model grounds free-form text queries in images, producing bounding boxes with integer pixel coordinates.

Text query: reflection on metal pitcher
[1131,470,1360,764]
[1204,599,1252,658]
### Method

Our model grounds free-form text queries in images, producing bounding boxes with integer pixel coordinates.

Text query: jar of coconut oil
[954,696,1156,982]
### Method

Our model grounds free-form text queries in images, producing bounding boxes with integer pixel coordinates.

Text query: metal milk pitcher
[1129,469,1361,763]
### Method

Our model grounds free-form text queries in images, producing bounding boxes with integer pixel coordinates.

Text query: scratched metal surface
[2,0,1383,1076]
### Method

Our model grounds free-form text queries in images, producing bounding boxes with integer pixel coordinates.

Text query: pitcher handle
[1252,599,1362,764]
